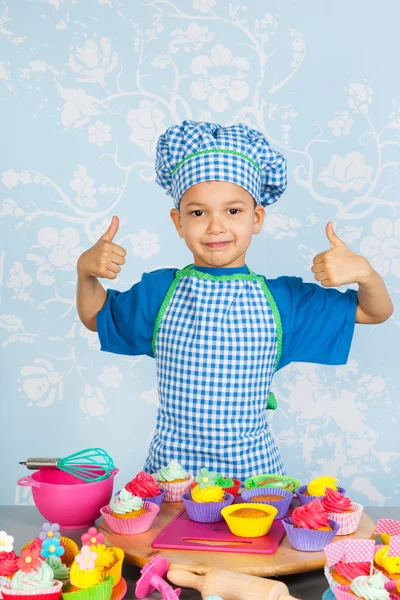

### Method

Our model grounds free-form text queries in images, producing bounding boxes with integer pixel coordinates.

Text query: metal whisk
[19,447,115,483]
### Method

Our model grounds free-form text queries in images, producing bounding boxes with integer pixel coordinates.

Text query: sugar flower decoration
[75,545,98,570]
[195,468,218,489]
[39,523,61,541]
[17,548,41,573]
[81,527,104,546]
[0,531,14,553]
[40,538,65,558]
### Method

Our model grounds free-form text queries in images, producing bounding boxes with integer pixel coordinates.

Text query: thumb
[326,221,344,248]
[101,216,119,242]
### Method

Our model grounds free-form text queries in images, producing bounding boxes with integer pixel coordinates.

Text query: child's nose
[208,215,226,234]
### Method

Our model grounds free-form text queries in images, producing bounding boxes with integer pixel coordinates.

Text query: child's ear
[253,205,265,234]
[170,208,185,239]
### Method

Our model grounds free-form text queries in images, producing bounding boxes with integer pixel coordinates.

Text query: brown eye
[191,210,204,217]
[228,209,240,215]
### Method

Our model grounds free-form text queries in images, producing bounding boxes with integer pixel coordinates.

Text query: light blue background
[1,0,399,507]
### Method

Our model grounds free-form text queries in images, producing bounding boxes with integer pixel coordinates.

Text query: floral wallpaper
[1,0,399,507]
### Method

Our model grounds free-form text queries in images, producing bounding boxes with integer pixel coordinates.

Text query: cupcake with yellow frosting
[100,489,159,535]
[61,544,114,600]
[374,545,400,581]
[296,476,346,506]
[182,469,234,523]
[153,461,194,502]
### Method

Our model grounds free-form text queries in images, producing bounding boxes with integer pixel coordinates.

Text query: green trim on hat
[171,149,262,176]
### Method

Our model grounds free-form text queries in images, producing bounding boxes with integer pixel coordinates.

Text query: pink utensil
[135,555,181,599]
[17,467,119,529]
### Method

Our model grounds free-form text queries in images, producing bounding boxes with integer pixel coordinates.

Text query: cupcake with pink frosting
[124,472,165,507]
[283,498,339,551]
[0,532,19,580]
[321,488,363,536]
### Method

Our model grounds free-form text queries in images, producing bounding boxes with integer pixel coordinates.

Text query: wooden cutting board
[99,501,376,577]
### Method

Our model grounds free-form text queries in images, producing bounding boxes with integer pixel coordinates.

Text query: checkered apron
[143,265,285,481]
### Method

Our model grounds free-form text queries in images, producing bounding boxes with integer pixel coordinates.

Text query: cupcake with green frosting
[153,460,194,502]
[45,557,70,592]
[2,556,62,600]
[100,487,160,535]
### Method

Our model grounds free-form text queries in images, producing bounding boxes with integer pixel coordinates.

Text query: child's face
[170,180,265,268]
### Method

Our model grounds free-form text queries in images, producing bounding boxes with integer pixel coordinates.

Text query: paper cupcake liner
[59,538,79,568]
[61,577,113,600]
[152,474,194,502]
[182,492,234,523]
[283,518,340,551]
[144,490,165,507]
[244,473,300,493]
[241,488,294,520]
[221,502,278,538]
[100,501,159,535]
[295,485,347,506]
[2,581,63,600]
[326,503,364,535]
[102,548,124,587]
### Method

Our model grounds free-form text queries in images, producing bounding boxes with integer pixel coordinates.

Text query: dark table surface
[0,506,396,600]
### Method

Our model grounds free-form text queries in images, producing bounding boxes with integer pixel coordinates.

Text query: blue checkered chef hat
[155,119,287,209]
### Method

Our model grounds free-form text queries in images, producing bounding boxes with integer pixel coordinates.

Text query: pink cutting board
[151,508,286,554]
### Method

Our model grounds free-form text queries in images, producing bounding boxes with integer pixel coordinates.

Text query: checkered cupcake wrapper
[282,518,340,552]
[295,485,347,506]
[241,487,294,519]
[100,501,160,534]
[327,503,364,535]
[182,492,234,523]
[152,473,194,502]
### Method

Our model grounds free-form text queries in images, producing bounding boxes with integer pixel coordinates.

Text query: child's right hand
[77,216,126,279]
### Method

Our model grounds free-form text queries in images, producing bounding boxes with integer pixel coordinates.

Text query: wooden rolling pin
[167,568,301,600]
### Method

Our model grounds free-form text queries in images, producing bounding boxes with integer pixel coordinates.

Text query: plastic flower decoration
[215,474,234,489]
[195,468,218,489]
[81,527,104,546]
[75,545,98,570]
[17,548,41,573]
[0,531,14,553]
[39,523,61,541]
[40,538,65,559]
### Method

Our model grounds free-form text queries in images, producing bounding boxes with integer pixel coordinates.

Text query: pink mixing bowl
[17,467,119,529]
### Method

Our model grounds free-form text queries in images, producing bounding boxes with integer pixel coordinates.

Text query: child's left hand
[311,222,373,287]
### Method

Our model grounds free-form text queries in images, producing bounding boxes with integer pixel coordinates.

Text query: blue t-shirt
[96,265,358,370]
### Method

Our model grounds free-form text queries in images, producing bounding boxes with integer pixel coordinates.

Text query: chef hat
[155,119,287,209]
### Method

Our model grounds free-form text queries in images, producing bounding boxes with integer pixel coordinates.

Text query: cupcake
[296,477,346,506]
[1,549,62,600]
[153,461,194,502]
[374,545,400,581]
[22,524,78,569]
[182,469,234,523]
[283,498,339,552]
[241,488,294,520]
[44,558,69,592]
[62,544,114,600]
[0,532,19,579]
[101,491,159,535]
[321,488,364,536]
[214,475,241,499]
[244,473,300,493]
[124,472,165,507]
[80,527,124,589]
[108,489,148,520]
[333,572,393,599]
[329,561,373,586]
[221,503,278,538]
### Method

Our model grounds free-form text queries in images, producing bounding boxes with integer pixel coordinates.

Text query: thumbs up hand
[77,215,126,279]
[311,222,372,287]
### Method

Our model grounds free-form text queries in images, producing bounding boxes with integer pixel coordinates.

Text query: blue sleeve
[95,268,177,357]
[266,276,358,371]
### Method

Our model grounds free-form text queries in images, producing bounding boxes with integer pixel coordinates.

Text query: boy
[77,120,392,480]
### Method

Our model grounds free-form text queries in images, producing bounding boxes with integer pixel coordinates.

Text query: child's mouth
[205,241,231,249]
